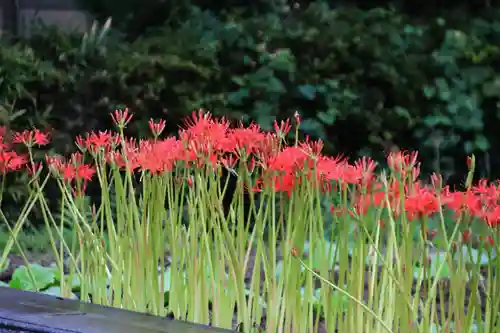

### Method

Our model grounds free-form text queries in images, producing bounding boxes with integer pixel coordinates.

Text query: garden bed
[0,110,498,333]
[1,243,495,333]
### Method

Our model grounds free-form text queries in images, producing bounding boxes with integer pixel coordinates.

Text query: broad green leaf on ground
[159,267,172,293]
[429,323,441,333]
[10,264,55,291]
[303,240,354,270]
[66,275,81,290]
[52,267,81,290]
[301,288,348,313]
[42,286,78,300]
[454,246,494,265]
[430,321,480,333]
[275,261,284,279]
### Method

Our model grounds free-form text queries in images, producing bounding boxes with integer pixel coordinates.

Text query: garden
[0,109,498,333]
[1,0,500,332]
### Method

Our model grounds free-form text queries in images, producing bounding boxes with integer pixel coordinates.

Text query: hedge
[3,3,500,222]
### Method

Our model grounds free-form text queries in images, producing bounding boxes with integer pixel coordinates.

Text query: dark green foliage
[3,2,500,225]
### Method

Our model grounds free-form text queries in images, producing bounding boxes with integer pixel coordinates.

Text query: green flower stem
[0,173,51,270]
[5,127,498,333]
[297,256,394,333]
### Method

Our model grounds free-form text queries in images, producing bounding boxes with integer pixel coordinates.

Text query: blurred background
[1,0,500,228]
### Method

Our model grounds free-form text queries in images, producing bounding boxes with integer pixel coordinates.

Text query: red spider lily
[352,191,386,216]
[273,119,292,138]
[404,183,440,221]
[266,146,312,173]
[252,172,296,195]
[475,204,500,228]
[111,108,133,128]
[0,151,27,173]
[181,110,230,141]
[254,133,281,168]
[45,155,64,171]
[294,111,301,125]
[430,172,443,191]
[255,145,318,193]
[298,137,324,160]
[352,180,406,217]
[0,141,9,152]
[353,156,377,189]
[69,158,88,181]
[12,129,50,147]
[136,138,183,174]
[61,164,76,182]
[46,153,95,197]
[75,164,96,182]
[107,138,140,171]
[441,180,500,226]
[178,140,221,170]
[26,162,43,177]
[0,129,11,151]
[471,179,494,196]
[182,109,213,130]
[76,131,114,154]
[149,119,166,137]
[466,156,474,169]
[226,122,266,156]
[180,110,231,155]
[471,180,500,210]
[221,154,238,170]
[75,136,85,152]
[339,164,365,185]
[387,150,420,178]
[251,146,301,193]
[2,110,498,242]
[442,190,480,217]
[316,156,350,183]
[255,143,325,193]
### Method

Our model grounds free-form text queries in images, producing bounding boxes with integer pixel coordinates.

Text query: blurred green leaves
[3,3,500,212]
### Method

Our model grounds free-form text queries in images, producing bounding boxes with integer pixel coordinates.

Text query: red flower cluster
[0,127,28,174]
[46,153,95,184]
[12,129,50,147]
[2,110,500,234]
[0,126,95,194]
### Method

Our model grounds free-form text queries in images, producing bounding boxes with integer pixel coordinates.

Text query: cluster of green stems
[0,131,498,333]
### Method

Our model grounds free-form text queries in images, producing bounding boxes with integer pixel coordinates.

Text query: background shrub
[3,1,500,225]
